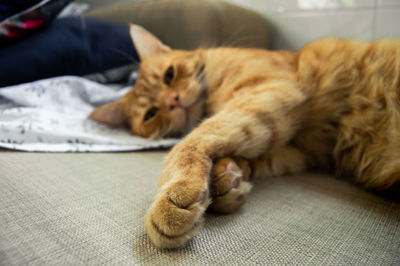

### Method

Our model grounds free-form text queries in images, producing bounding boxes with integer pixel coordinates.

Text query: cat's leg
[145,83,306,248]
[251,145,308,178]
[208,157,252,213]
[208,146,307,214]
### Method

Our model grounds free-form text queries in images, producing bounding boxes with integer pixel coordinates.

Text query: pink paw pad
[226,161,240,173]
[196,190,207,203]
[231,177,240,188]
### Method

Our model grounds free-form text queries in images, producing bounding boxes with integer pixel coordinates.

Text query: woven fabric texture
[0,151,399,265]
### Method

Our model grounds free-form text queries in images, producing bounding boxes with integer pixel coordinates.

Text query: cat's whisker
[204,23,266,49]
[218,25,249,47]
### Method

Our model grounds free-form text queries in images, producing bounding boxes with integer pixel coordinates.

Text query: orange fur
[89,25,400,248]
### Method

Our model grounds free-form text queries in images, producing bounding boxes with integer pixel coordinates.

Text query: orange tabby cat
[90,25,400,248]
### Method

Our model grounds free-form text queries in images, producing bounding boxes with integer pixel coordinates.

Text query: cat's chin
[164,131,184,138]
[162,107,187,138]
[182,91,206,132]
[163,107,197,138]
[161,93,205,139]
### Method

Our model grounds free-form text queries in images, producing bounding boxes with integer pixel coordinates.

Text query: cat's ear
[89,100,127,127]
[129,24,171,60]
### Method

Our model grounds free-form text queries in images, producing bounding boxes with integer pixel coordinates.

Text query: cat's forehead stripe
[138,97,149,105]
[152,65,162,77]
[142,64,162,78]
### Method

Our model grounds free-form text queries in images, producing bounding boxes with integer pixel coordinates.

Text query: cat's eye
[164,66,174,85]
[144,107,159,121]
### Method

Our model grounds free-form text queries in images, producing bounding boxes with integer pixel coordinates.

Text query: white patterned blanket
[0,76,179,152]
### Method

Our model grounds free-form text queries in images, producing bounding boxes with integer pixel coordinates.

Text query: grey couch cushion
[1,151,399,265]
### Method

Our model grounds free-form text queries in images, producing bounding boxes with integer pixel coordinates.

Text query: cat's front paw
[145,178,211,248]
[209,157,252,214]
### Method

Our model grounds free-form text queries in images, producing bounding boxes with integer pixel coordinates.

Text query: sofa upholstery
[1,151,399,265]
[1,0,399,265]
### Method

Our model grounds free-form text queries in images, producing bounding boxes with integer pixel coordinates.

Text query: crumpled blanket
[0,76,179,152]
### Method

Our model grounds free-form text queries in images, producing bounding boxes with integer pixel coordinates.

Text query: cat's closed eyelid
[197,63,205,75]
[137,97,150,106]
[164,65,175,85]
[143,107,159,121]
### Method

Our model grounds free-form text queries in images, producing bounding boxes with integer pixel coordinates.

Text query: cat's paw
[208,157,252,214]
[145,178,211,248]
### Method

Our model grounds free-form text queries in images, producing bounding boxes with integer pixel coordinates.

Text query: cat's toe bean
[145,181,210,248]
[210,172,241,196]
[196,190,207,203]
[209,179,252,214]
[209,157,252,214]
[167,179,209,207]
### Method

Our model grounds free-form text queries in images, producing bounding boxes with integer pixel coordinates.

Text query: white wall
[224,0,400,50]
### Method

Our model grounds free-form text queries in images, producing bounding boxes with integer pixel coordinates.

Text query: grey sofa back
[85,0,269,50]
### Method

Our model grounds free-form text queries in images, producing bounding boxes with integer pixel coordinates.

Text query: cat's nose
[168,93,181,110]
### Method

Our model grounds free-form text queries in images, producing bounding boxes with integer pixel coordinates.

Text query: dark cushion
[0,0,42,21]
[0,0,72,43]
[0,16,138,87]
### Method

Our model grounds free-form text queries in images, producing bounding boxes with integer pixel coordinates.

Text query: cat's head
[89,25,206,139]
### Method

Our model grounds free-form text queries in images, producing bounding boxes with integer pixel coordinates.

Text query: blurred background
[76,0,400,50]
[226,0,400,49]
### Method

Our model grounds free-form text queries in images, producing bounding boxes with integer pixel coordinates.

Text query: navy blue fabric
[0,0,42,21]
[0,16,139,87]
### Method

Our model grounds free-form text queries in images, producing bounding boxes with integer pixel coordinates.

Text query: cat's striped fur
[90,25,400,248]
